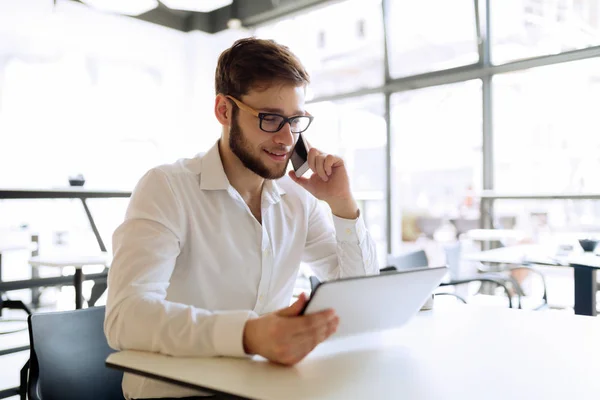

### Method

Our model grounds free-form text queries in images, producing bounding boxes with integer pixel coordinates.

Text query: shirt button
[346,228,353,235]
[259,295,265,302]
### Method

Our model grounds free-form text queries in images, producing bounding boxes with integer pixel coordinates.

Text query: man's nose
[272,122,295,147]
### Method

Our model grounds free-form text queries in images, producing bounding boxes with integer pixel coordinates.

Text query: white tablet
[301,266,447,339]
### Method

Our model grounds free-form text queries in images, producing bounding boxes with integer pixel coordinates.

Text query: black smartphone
[290,133,310,177]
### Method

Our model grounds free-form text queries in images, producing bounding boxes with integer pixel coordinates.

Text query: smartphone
[290,133,310,177]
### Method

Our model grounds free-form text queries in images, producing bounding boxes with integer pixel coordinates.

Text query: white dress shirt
[104,141,379,399]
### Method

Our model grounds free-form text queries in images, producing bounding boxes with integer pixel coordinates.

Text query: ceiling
[73,0,334,33]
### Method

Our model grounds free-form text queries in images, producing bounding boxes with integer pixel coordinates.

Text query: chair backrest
[450,218,479,237]
[309,276,321,294]
[387,249,429,270]
[443,242,462,280]
[27,306,124,400]
[415,217,442,239]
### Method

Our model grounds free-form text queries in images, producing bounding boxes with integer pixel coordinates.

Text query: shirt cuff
[332,211,367,244]
[211,310,259,358]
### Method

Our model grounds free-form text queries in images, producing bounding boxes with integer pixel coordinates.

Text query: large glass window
[307,95,387,266]
[493,57,600,195]
[491,0,600,65]
[386,0,479,78]
[391,80,482,242]
[253,0,384,99]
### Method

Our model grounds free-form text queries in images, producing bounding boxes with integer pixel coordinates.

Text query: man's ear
[214,94,231,126]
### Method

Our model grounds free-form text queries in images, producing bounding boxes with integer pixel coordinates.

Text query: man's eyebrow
[260,107,306,115]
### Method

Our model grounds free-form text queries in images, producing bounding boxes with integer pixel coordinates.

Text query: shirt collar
[263,179,287,205]
[199,141,230,191]
[199,141,287,204]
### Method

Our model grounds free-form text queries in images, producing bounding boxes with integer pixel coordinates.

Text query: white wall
[184,28,250,152]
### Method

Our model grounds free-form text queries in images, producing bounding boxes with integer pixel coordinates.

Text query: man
[104,37,379,400]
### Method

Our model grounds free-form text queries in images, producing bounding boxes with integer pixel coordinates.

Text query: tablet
[301,266,447,339]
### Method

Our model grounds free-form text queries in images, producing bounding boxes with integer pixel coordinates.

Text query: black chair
[438,244,515,307]
[387,248,516,307]
[474,253,549,310]
[0,295,31,400]
[27,306,124,400]
[0,295,31,333]
[387,250,428,269]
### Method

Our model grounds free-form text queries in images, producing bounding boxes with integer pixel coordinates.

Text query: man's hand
[243,293,339,366]
[288,146,359,220]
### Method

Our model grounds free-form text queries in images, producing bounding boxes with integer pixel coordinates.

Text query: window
[307,94,387,265]
[491,0,600,64]
[391,80,482,241]
[253,0,384,99]
[0,56,167,190]
[0,56,92,188]
[386,0,479,78]
[493,57,600,194]
[0,55,169,253]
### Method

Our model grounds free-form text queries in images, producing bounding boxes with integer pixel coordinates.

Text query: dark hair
[215,37,310,98]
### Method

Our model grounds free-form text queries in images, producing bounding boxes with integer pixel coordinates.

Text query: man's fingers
[272,316,340,366]
[288,310,336,336]
[307,148,318,173]
[315,154,329,181]
[288,170,311,188]
[297,325,329,350]
[324,154,336,176]
[277,293,307,317]
[293,317,339,358]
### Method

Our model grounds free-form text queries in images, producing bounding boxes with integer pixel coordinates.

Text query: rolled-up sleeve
[104,168,257,358]
[301,198,379,282]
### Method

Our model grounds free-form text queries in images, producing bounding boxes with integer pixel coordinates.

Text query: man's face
[229,84,306,180]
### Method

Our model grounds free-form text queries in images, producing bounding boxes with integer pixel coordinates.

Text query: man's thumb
[278,292,307,317]
[288,170,311,188]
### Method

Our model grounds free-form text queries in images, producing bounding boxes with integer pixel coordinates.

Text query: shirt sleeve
[301,197,379,282]
[104,168,257,358]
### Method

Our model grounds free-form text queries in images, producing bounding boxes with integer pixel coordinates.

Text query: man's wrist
[242,319,257,355]
[328,198,359,220]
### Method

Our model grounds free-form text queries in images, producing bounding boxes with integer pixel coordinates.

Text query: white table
[106,307,600,400]
[464,244,569,266]
[28,252,110,309]
[464,228,529,243]
[466,245,600,316]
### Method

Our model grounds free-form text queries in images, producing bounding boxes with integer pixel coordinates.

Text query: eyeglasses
[225,95,314,134]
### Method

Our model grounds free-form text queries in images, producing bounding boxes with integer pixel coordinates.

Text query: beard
[229,108,289,180]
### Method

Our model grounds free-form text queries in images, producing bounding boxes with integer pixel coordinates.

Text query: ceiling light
[227,18,242,29]
[81,0,158,16]
[160,0,233,13]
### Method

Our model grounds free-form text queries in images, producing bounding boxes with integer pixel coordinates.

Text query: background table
[466,245,600,316]
[106,307,600,400]
[0,188,131,305]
